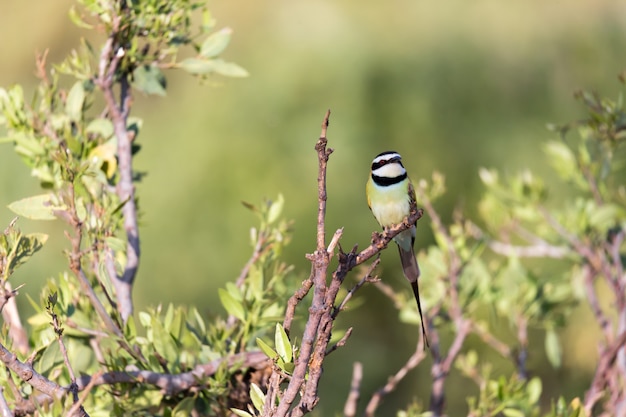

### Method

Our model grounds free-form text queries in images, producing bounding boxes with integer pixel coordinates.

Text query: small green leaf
[250,383,265,413]
[230,409,253,417]
[179,58,216,75]
[8,194,66,220]
[66,81,85,122]
[7,232,48,276]
[274,323,292,363]
[211,59,249,78]
[267,194,284,224]
[543,141,577,179]
[68,6,94,29]
[132,65,167,96]
[256,337,277,360]
[545,328,562,368]
[526,377,542,404]
[200,27,232,58]
[218,288,246,321]
[86,118,114,138]
[502,409,525,417]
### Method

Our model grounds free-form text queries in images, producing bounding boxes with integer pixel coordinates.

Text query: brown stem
[95,16,139,324]
[343,362,362,417]
[365,337,428,417]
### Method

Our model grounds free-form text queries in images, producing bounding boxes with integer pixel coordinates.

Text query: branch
[270,111,424,417]
[429,319,471,415]
[364,337,428,417]
[585,330,626,414]
[0,341,66,401]
[0,283,29,356]
[74,351,268,396]
[343,362,362,417]
[0,387,13,417]
[95,15,139,324]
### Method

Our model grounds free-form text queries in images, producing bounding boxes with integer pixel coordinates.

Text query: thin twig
[0,386,13,417]
[0,283,29,355]
[325,327,353,356]
[333,259,380,319]
[343,362,362,417]
[0,341,66,400]
[67,370,102,417]
[585,330,626,414]
[364,337,428,417]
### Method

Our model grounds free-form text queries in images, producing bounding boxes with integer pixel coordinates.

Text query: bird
[366,151,429,348]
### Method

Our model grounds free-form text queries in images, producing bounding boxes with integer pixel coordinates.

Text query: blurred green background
[2,0,626,414]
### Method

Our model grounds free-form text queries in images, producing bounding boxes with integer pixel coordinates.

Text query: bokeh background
[2,0,626,415]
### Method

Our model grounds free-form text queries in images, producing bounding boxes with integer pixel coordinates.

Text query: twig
[364,337,428,417]
[0,283,29,355]
[74,351,268,396]
[470,322,511,359]
[343,362,362,417]
[271,111,334,417]
[95,14,139,324]
[0,386,13,417]
[429,320,471,416]
[487,240,570,258]
[325,327,353,356]
[270,111,424,417]
[0,341,66,400]
[67,371,102,417]
[585,330,626,414]
[48,300,87,416]
[333,259,380,319]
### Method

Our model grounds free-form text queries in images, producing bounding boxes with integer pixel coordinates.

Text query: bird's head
[371,151,406,179]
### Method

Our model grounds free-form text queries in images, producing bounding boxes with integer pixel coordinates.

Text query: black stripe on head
[371,151,403,171]
[372,172,408,186]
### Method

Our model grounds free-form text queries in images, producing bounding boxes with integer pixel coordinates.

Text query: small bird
[366,151,429,347]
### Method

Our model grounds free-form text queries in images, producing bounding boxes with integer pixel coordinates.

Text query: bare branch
[74,351,268,396]
[95,14,139,324]
[0,283,29,356]
[0,386,13,417]
[325,327,353,356]
[429,320,471,415]
[0,341,66,401]
[365,337,428,417]
[488,240,570,258]
[585,330,626,414]
[343,362,362,417]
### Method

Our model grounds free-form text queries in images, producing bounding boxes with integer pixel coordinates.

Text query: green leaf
[66,81,85,122]
[211,59,249,78]
[86,118,114,139]
[588,204,619,230]
[179,58,217,75]
[8,194,66,220]
[250,383,265,413]
[200,27,232,58]
[526,377,542,404]
[68,5,94,29]
[7,232,48,276]
[256,337,277,360]
[230,409,253,417]
[274,323,292,363]
[218,288,246,321]
[132,65,167,96]
[267,194,284,224]
[545,328,562,368]
[502,409,525,417]
[543,141,577,179]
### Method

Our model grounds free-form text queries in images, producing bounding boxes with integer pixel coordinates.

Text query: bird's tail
[398,245,429,348]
